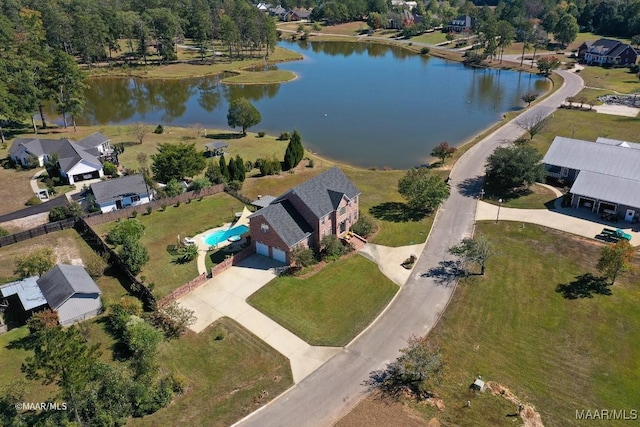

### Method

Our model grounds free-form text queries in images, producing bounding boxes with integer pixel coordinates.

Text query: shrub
[146,206,153,215]
[277,132,290,141]
[118,239,149,275]
[85,252,109,279]
[291,246,317,267]
[351,214,376,238]
[25,196,41,206]
[258,131,266,137]
[308,159,315,168]
[103,162,118,177]
[130,210,138,218]
[154,124,164,134]
[320,235,346,261]
[420,47,430,55]
[107,219,145,245]
[0,227,9,237]
[227,180,243,191]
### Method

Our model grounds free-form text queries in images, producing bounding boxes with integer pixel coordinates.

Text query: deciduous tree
[118,239,149,275]
[14,248,56,278]
[597,240,636,285]
[430,142,456,164]
[537,55,561,76]
[485,144,545,191]
[227,98,261,135]
[554,13,578,48]
[448,235,495,275]
[398,168,450,212]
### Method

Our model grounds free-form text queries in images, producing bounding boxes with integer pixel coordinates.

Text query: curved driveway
[236,69,584,427]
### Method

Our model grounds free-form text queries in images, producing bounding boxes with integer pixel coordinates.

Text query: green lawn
[484,183,558,209]
[410,222,640,426]
[409,31,448,45]
[531,108,640,155]
[248,256,398,346]
[128,318,293,427]
[579,66,640,94]
[222,69,297,84]
[94,193,240,299]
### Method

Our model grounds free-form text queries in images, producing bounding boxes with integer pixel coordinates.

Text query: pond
[75,41,550,169]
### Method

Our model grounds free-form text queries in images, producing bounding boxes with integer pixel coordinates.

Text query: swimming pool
[203,225,249,246]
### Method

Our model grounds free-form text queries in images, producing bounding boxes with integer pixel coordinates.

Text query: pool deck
[192,207,253,275]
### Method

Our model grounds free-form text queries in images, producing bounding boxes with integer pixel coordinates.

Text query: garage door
[256,242,269,257]
[272,248,287,263]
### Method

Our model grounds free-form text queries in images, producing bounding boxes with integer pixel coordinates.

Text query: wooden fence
[0,218,76,248]
[75,219,157,311]
[84,184,224,227]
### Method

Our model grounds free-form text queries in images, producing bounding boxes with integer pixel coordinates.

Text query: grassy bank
[483,183,559,209]
[88,46,303,80]
[410,222,640,426]
[222,69,297,84]
[247,256,398,346]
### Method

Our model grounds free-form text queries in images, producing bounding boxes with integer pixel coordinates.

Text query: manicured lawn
[409,222,640,426]
[129,318,293,427]
[410,31,448,45]
[484,183,558,209]
[248,256,398,346]
[94,193,239,299]
[578,66,640,94]
[531,109,640,155]
[222,69,297,84]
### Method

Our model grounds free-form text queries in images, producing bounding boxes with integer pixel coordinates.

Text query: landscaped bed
[93,192,240,299]
[404,222,640,426]
[247,255,398,347]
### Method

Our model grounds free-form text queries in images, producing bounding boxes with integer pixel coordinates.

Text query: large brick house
[578,38,638,66]
[248,167,361,264]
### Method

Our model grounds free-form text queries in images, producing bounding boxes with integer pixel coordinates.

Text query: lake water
[76,41,549,169]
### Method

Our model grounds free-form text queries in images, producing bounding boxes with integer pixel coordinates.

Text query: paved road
[236,69,583,427]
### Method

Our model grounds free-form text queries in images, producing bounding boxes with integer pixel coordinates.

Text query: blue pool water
[204,225,249,246]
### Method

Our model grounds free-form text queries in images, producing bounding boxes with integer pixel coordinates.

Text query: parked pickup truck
[601,228,632,241]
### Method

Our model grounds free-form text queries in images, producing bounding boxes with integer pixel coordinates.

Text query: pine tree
[227,156,237,181]
[284,130,304,170]
[219,154,229,180]
[235,154,246,182]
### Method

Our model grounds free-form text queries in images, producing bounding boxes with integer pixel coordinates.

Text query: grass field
[93,193,239,299]
[484,183,558,209]
[578,66,640,94]
[531,108,640,155]
[129,318,293,427]
[406,222,640,426]
[222,69,297,84]
[0,155,36,216]
[248,256,398,346]
[409,31,448,45]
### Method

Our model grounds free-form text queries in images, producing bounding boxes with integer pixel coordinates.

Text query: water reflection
[66,40,549,168]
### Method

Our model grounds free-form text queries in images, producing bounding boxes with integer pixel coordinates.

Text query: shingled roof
[9,137,102,170]
[37,264,101,310]
[76,132,110,150]
[91,174,149,204]
[253,200,314,247]
[275,167,360,219]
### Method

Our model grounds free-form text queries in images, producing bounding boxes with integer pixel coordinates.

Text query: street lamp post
[479,189,485,200]
[496,198,503,223]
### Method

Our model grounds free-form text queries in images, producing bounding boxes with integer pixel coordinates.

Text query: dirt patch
[333,393,433,427]
[487,382,544,427]
[0,212,50,232]
[53,235,84,266]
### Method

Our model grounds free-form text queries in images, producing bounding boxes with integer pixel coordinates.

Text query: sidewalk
[476,201,640,246]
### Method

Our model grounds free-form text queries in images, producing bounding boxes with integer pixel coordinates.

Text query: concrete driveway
[177,255,340,383]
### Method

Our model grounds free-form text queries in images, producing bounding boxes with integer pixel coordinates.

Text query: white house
[90,174,154,213]
[9,132,113,185]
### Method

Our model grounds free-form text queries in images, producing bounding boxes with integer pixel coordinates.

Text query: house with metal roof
[0,264,102,326]
[90,174,154,213]
[578,38,638,66]
[543,136,640,223]
[248,167,361,264]
[9,133,113,185]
